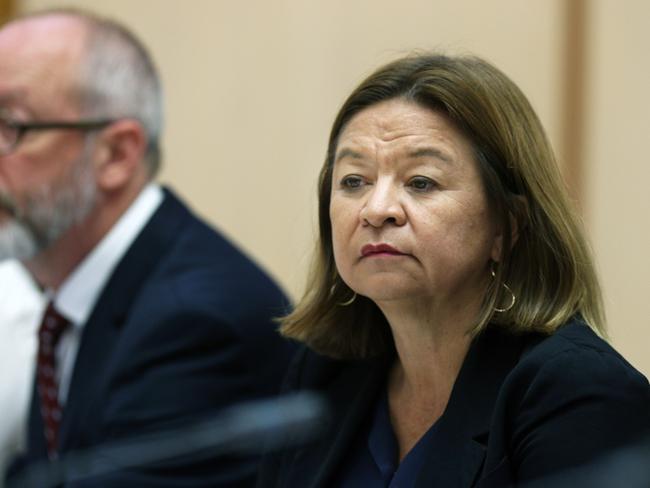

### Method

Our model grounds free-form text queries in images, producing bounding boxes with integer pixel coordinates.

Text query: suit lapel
[414,327,525,487]
[57,189,190,451]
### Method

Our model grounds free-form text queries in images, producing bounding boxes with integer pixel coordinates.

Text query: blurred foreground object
[9,392,327,488]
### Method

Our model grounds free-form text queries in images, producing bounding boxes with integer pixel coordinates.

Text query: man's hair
[280,52,605,360]
[20,8,164,176]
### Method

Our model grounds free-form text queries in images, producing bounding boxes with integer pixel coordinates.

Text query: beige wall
[585,0,650,374]
[19,0,564,287]
[18,1,647,374]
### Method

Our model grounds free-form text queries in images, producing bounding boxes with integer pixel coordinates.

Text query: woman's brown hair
[281,53,605,359]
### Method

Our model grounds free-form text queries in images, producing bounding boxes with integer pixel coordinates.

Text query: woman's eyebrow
[407,147,453,163]
[335,147,365,164]
[335,146,454,165]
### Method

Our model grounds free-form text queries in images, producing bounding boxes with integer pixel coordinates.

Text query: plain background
[13,0,650,376]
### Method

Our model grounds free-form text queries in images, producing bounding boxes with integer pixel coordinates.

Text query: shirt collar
[54,183,164,327]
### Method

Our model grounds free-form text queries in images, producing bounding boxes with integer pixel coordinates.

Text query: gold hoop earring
[337,292,357,307]
[490,265,516,313]
[330,282,357,307]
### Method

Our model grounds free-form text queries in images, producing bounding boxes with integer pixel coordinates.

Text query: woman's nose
[359,182,406,227]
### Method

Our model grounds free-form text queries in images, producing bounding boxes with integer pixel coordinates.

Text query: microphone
[9,391,327,488]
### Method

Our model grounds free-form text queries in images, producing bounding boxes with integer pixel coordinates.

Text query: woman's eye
[340,175,365,190]
[408,176,436,192]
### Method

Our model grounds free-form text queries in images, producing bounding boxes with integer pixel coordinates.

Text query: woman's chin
[358,286,425,305]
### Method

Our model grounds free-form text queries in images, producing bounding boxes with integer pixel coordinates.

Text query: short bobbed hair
[281,53,605,359]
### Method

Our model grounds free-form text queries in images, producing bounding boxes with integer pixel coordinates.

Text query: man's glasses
[0,113,116,156]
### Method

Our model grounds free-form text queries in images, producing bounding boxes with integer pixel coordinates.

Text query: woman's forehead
[335,99,472,166]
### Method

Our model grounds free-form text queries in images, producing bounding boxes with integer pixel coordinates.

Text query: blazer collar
[290,327,525,488]
[288,354,390,488]
[414,326,526,487]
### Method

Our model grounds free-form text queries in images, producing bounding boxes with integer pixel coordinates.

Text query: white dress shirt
[0,260,46,480]
[52,183,163,404]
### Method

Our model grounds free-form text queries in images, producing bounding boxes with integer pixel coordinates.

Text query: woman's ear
[490,231,504,263]
[509,195,528,245]
[93,119,148,191]
[490,196,528,262]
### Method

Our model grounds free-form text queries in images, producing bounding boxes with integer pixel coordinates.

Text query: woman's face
[330,98,503,312]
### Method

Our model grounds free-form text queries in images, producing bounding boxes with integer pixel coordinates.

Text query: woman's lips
[361,243,406,257]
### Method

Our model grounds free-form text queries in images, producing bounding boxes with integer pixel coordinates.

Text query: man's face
[0,16,98,260]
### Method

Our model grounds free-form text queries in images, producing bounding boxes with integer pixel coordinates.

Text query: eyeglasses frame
[0,114,117,156]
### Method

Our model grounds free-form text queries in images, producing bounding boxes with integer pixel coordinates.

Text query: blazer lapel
[415,327,525,488]
[57,189,190,451]
[277,328,526,488]
[281,355,390,488]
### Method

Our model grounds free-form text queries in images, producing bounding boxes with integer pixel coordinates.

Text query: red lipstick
[361,243,405,257]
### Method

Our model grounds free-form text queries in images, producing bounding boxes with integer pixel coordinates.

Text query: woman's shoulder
[487,319,650,482]
[516,319,648,390]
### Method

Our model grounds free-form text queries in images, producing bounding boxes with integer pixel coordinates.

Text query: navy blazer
[258,319,650,487]
[15,189,295,487]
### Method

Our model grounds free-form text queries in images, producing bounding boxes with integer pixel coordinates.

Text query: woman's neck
[380,297,475,393]
[379,299,475,460]
[387,314,471,419]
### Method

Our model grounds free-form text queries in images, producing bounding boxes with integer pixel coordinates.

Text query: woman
[259,53,649,487]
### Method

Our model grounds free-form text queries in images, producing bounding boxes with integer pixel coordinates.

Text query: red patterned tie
[36,301,70,458]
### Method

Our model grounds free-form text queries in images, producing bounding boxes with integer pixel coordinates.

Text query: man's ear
[93,119,148,191]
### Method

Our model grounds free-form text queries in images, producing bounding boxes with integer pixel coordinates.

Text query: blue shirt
[336,389,440,487]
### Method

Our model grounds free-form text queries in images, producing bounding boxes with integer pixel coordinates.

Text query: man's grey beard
[0,141,98,262]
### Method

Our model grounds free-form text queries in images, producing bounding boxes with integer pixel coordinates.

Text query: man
[0,8,294,486]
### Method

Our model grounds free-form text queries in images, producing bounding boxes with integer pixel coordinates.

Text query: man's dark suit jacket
[15,189,295,487]
[258,318,650,487]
